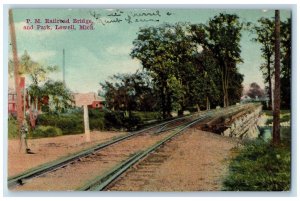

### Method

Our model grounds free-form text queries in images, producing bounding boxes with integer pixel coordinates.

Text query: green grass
[263,110,291,117]
[223,139,291,191]
[264,110,291,125]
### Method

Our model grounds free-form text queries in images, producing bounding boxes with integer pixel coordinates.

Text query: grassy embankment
[223,110,291,191]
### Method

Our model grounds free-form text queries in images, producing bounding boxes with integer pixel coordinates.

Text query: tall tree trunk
[196,103,201,112]
[222,61,229,107]
[178,109,184,116]
[225,63,229,107]
[206,96,210,110]
[177,97,184,116]
[221,66,227,107]
[166,86,172,118]
[161,84,166,119]
[177,100,184,116]
[267,57,273,110]
[273,10,281,145]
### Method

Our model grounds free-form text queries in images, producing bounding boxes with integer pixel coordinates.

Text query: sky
[8,8,291,94]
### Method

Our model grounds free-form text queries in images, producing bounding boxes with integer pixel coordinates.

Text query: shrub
[90,118,104,131]
[223,139,291,191]
[89,109,105,131]
[8,116,19,139]
[123,115,142,131]
[88,109,104,118]
[104,111,142,131]
[32,126,63,138]
[104,111,124,130]
[37,113,83,134]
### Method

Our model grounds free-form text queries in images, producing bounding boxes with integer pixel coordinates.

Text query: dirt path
[8,131,126,177]
[106,129,240,191]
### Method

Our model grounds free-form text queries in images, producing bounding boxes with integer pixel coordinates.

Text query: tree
[228,69,244,105]
[9,51,58,111]
[131,23,197,118]
[19,51,57,85]
[252,18,275,110]
[273,10,281,145]
[168,24,199,115]
[10,51,74,116]
[252,17,291,110]
[246,82,265,99]
[190,13,243,107]
[41,80,74,113]
[190,49,222,110]
[280,18,291,109]
[100,70,158,115]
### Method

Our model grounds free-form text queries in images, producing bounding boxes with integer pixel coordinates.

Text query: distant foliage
[246,82,265,99]
[223,139,291,191]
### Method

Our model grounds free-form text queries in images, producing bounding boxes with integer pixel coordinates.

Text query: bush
[123,115,142,131]
[89,109,105,131]
[37,113,83,134]
[104,111,124,130]
[88,109,104,118]
[90,118,104,131]
[8,116,19,139]
[223,139,291,191]
[104,111,142,131]
[32,126,63,138]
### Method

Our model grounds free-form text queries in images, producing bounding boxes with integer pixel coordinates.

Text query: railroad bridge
[8,103,263,191]
[199,103,262,139]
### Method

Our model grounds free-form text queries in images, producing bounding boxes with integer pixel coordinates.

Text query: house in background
[73,92,104,110]
[240,95,252,103]
[8,88,17,116]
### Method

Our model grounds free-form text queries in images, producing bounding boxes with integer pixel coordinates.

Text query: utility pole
[273,10,281,145]
[63,48,66,86]
[9,9,25,144]
[83,104,91,142]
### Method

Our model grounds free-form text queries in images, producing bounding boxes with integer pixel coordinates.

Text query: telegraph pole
[9,9,26,152]
[9,9,23,124]
[273,10,281,145]
[63,48,66,86]
[83,104,91,142]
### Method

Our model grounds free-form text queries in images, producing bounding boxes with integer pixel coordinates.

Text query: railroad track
[79,114,210,191]
[79,103,260,191]
[8,103,256,191]
[8,112,199,190]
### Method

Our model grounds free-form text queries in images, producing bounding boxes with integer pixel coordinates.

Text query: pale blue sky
[9,8,291,93]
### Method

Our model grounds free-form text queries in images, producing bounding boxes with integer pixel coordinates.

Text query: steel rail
[80,104,257,191]
[80,113,213,191]
[7,112,198,188]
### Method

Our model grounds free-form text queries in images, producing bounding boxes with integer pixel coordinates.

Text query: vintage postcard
[6,7,292,192]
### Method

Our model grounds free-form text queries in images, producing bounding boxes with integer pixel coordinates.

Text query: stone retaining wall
[222,105,262,139]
